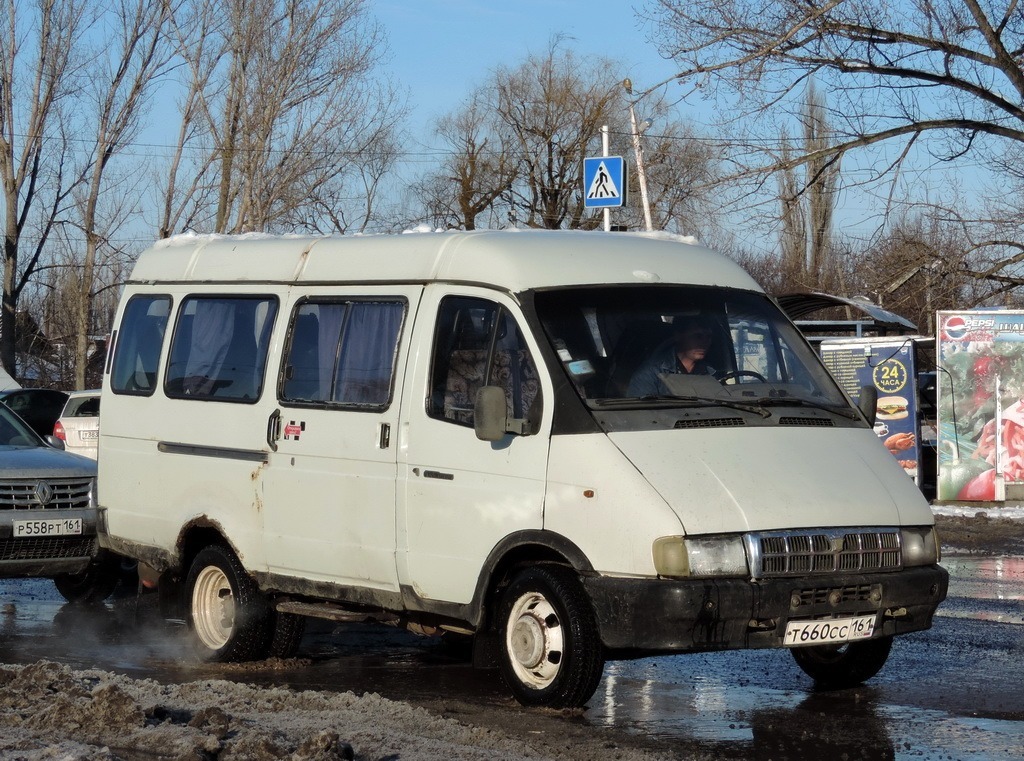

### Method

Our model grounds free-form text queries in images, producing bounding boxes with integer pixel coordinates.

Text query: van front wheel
[790,635,893,688]
[497,565,604,708]
[185,545,270,662]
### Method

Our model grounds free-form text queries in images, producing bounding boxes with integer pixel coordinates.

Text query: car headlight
[901,526,940,566]
[653,535,749,578]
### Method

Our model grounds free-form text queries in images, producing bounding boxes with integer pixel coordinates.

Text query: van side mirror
[858,385,878,426]
[474,386,531,441]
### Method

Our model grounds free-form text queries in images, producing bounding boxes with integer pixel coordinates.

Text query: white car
[53,390,100,460]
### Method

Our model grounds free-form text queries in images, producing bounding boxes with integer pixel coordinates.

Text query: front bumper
[0,507,99,577]
[584,564,948,653]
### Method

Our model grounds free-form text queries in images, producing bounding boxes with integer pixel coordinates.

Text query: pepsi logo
[943,315,968,340]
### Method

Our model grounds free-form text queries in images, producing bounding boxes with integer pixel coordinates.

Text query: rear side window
[110,295,171,395]
[280,299,405,408]
[64,395,100,417]
[165,296,278,402]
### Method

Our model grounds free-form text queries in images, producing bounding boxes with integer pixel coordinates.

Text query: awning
[777,292,917,333]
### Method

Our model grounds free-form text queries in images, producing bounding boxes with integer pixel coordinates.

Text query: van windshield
[534,285,852,415]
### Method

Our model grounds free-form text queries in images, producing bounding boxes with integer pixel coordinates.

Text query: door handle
[267,409,281,452]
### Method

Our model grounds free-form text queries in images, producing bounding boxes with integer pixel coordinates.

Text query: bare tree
[777,81,839,290]
[413,89,518,231]
[413,40,721,233]
[494,42,621,229]
[0,0,89,379]
[648,0,1024,289]
[623,115,721,236]
[159,0,404,236]
[72,0,175,389]
[777,135,806,280]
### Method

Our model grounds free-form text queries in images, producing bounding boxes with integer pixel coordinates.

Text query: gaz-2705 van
[98,230,947,708]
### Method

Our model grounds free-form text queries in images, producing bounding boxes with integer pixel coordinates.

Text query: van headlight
[653,535,749,578]
[901,526,940,566]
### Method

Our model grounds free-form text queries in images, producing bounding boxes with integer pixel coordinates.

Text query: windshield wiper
[751,396,860,419]
[594,394,771,418]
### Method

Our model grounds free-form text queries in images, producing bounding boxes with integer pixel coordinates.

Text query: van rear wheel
[790,635,893,688]
[185,545,271,661]
[497,565,604,708]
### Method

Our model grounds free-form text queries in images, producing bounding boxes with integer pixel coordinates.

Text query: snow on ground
[0,660,669,761]
[932,504,1024,520]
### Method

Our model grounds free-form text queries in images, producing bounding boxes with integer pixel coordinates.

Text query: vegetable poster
[936,310,1024,502]
[820,338,920,483]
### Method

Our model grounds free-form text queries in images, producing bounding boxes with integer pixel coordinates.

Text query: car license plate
[784,615,875,647]
[13,518,83,537]
[80,430,98,440]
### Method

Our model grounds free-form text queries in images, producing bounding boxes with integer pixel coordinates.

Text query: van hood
[606,426,929,535]
[0,446,97,478]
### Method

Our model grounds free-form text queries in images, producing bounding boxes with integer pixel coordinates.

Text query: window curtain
[184,300,235,395]
[316,304,348,399]
[334,303,404,404]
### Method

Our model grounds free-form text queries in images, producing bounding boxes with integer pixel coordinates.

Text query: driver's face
[677,326,712,358]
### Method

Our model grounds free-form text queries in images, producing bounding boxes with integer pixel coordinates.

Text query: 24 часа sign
[821,338,920,484]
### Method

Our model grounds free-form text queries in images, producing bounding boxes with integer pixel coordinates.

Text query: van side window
[110,295,171,395]
[281,300,405,408]
[428,296,541,427]
[165,296,278,402]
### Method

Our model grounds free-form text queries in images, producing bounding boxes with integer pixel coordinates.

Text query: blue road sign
[583,156,626,208]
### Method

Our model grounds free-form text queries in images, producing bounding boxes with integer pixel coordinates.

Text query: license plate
[784,614,875,647]
[79,430,98,440]
[13,518,83,537]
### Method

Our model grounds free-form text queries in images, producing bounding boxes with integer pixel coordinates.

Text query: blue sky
[377,1,688,143]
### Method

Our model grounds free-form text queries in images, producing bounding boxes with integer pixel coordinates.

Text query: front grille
[748,528,901,579]
[0,536,96,561]
[0,478,93,510]
[796,584,874,606]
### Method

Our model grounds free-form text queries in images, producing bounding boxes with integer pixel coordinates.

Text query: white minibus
[98,230,947,707]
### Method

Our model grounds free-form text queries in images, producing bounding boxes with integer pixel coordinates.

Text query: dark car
[0,396,119,603]
[0,388,70,439]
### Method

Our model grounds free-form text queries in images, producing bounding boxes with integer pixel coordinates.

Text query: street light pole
[601,124,610,232]
[623,79,654,232]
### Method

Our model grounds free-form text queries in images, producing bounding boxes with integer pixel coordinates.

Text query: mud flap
[472,629,501,669]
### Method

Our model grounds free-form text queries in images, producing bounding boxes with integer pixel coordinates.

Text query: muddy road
[0,517,1022,760]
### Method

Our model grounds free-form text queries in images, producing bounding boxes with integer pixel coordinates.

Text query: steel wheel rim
[506,591,564,689]
[192,565,235,650]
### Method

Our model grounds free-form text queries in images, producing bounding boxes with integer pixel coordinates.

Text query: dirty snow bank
[932,503,1024,520]
[0,660,666,761]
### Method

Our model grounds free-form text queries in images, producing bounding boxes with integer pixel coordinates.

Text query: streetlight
[623,78,654,232]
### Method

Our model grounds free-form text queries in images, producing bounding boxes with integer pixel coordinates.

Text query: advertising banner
[936,310,1024,502]
[821,338,920,484]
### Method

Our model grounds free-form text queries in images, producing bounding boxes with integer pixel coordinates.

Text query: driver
[627,315,716,397]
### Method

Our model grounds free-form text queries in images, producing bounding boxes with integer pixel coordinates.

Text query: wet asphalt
[0,555,1021,760]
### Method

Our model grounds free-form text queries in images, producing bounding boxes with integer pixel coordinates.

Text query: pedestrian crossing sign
[583,156,627,208]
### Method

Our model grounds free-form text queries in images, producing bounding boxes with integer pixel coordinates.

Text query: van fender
[173,516,248,576]
[459,530,597,670]
[469,529,594,628]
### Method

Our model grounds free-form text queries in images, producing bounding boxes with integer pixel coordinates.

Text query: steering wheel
[719,370,767,385]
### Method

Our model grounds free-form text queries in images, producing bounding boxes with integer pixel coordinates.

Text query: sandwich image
[876,395,909,420]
